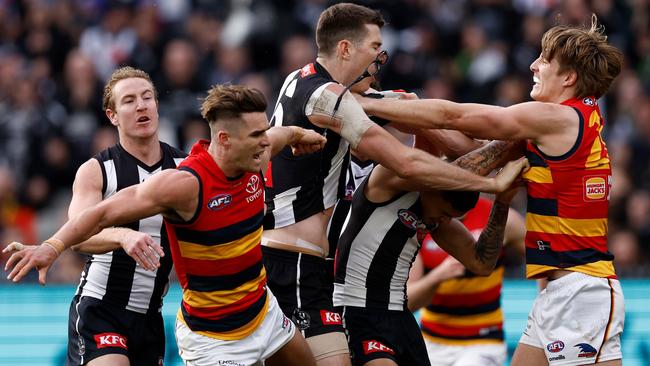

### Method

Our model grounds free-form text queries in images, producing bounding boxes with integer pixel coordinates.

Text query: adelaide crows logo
[575,343,597,358]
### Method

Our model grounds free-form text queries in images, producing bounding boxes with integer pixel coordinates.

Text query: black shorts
[262,246,345,338]
[343,306,431,366]
[67,295,165,366]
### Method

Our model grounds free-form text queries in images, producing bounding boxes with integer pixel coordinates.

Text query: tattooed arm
[451,140,526,175]
[424,183,520,275]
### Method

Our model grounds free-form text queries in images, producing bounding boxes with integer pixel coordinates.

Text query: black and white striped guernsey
[75,142,186,314]
[264,62,350,229]
[333,169,424,311]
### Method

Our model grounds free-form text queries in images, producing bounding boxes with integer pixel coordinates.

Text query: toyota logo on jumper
[246,175,260,194]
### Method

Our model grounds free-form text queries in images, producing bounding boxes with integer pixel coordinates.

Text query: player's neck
[119,135,162,166]
[207,140,241,178]
[317,56,355,85]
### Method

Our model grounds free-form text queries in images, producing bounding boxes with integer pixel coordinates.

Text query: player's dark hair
[316,3,385,56]
[441,190,480,214]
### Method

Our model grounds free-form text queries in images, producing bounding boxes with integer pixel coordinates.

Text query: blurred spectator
[0,0,649,282]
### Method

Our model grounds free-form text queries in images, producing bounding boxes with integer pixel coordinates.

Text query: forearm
[363,98,453,129]
[267,126,296,157]
[473,200,509,273]
[407,270,445,312]
[49,207,109,252]
[452,140,520,176]
[71,227,132,254]
[409,149,497,192]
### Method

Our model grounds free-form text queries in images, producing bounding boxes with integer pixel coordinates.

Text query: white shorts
[424,339,506,366]
[518,272,624,365]
[175,295,296,366]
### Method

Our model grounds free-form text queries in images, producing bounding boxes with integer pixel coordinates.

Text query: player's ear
[217,130,231,146]
[106,109,119,127]
[337,39,353,60]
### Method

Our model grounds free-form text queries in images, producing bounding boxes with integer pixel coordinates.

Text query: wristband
[42,238,66,257]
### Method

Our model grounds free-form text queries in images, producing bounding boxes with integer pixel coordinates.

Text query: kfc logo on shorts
[246,175,260,194]
[208,194,232,210]
[320,310,342,325]
[575,343,597,358]
[584,176,606,201]
[94,332,128,349]
[397,209,418,230]
[547,340,565,353]
[362,340,395,355]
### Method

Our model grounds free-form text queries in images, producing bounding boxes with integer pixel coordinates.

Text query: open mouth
[253,151,263,160]
[137,116,150,123]
[533,76,540,84]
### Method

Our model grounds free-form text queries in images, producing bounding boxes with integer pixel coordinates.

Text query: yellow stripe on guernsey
[421,308,503,327]
[176,295,270,341]
[183,269,267,309]
[422,333,504,346]
[522,166,553,183]
[527,260,615,279]
[526,214,607,237]
[436,267,503,295]
[179,227,262,260]
[585,110,610,170]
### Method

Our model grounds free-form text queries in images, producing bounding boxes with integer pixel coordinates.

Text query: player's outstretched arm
[66,159,163,270]
[4,169,198,284]
[359,96,576,143]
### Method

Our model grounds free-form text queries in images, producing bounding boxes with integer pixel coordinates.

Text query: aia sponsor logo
[547,340,564,353]
[582,97,595,106]
[94,332,127,349]
[362,340,395,355]
[300,63,316,77]
[207,194,232,211]
[583,176,606,201]
[397,209,419,230]
[320,310,342,325]
[575,343,597,358]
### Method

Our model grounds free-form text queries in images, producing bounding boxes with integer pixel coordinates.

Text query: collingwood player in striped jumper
[262,4,519,365]
[358,15,625,366]
[5,67,186,366]
[333,140,527,366]
[5,84,327,366]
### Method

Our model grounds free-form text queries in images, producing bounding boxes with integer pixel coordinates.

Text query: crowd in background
[0,0,649,282]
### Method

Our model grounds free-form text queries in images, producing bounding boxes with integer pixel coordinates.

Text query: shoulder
[160,141,188,159]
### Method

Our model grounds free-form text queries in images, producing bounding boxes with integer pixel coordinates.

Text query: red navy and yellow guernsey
[420,198,505,346]
[165,139,268,340]
[522,96,615,279]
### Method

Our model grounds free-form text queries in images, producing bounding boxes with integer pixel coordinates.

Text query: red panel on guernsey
[165,140,268,339]
[522,97,615,278]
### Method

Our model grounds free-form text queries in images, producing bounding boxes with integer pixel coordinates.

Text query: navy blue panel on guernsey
[186,261,263,292]
[422,326,504,341]
[427,298,501,316]
[525,247,614,267]
[527,196,558,216]
[524,149,548,167]
[181,290,267,332]
[174,210,264,245]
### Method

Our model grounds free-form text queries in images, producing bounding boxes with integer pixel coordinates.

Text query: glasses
[331,50,389,118]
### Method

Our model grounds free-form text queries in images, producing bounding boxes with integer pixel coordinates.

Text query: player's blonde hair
[102,66,157,111]
[541,14,623,99]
